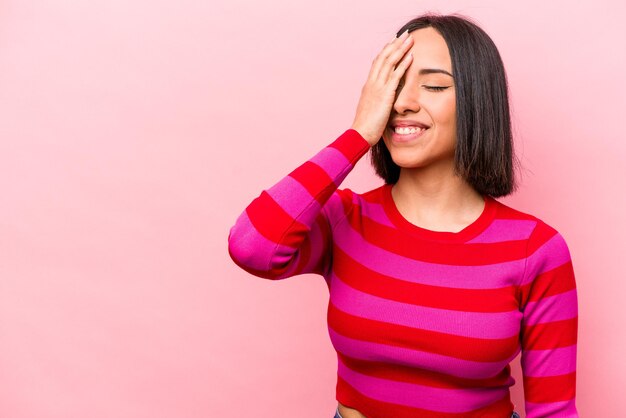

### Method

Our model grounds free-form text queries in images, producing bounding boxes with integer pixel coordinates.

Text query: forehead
[406,27,452,76]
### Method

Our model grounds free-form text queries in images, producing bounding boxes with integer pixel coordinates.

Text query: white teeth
[394,126,425,134]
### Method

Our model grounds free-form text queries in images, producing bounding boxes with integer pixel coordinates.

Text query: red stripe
[524,371,576,403]
[246,191,309,248]
[520,261,576,304]
[522,317,578,350]
[337,352,513,389]
[294,214,332,276]
[527,221,558,254]
[329,129,371,162]
[339,190,354,217]
[288,161,334,204]
[325,188,355,222]
[293,230,312,275]
[329,303,519,362]
[337,375,513,418]
[345,213,528,265]
[333,245,516,313]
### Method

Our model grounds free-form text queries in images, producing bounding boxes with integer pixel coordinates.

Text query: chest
[326,220,525,379]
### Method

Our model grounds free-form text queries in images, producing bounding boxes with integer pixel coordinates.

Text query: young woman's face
[382,27,457,170]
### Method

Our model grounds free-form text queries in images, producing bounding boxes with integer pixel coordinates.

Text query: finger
[369,30,410,81]
[377,34,414,84]
[369,31,407,79]
[390,51,413,83]
[386,53,412,104]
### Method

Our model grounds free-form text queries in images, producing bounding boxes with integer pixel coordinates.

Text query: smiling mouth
[393,126,426,135]
[388,125,429,142]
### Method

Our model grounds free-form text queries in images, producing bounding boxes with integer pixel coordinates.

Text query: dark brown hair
[370,12,520,197]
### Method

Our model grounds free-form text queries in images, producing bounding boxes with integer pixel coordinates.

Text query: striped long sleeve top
[227,128,579,418]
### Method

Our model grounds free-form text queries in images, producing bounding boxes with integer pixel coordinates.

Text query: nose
[393,82,421,115]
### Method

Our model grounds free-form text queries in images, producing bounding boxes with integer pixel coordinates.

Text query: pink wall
[1,0,624,417]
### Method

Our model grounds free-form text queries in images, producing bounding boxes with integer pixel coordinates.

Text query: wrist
[350,125,377,146]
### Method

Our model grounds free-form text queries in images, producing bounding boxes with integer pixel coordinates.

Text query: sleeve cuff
[328,128,372,164]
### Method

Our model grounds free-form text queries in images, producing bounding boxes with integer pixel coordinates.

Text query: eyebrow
[418,68,454,78]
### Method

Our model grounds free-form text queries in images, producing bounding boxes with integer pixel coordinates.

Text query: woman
[228,13,579,418]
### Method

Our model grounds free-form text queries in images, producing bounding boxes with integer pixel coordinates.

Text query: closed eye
[424,86,450,91]
[396,83,451,92]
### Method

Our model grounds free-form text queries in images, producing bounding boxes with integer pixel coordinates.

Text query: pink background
[1,0,624,417]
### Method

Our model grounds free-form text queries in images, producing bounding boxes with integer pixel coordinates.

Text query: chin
[393,160,426,169]
[389,153,427,168]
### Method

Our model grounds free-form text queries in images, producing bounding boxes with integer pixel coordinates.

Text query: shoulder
[322,184,386,224]
[331,184,386,206]
[321,186,368,226]
[491,197,573,262]
[495,202,575,287]
[491,198,568,241]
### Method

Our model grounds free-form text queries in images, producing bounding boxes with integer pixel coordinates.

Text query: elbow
[227,225,276,279]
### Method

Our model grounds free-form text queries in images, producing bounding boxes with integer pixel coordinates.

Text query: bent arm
[227,129,371,280]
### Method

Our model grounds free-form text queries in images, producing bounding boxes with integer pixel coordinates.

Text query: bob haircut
[370,12,520,198]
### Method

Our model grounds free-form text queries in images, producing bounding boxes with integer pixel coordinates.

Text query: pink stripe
[521,233,571,286]
[525,398,578,416]
[468,219,536,243]
[332,226,525,289]
[270,217,331,278]
[323,191,350,228]
[337,355,510,413]
[523,289,578,325]
[309,145,352,179]
[228,211,276,271]
[329,328,517,380]
[227,211,304,276]
[301,219,331,275]
[521,345,577,376]
[355,196,396,228]
[264,176,347,230]
[330,273,522,339]
[265,175,321,221]
[259,148,355,235]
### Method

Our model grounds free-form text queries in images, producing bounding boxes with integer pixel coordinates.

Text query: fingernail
[401,29,409,38]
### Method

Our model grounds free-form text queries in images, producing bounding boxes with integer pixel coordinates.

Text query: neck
[391,163,485,231]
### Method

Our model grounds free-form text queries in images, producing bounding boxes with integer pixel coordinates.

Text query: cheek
[444,95,456,122]
[429,94,456,147]
[434,95,456,127]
